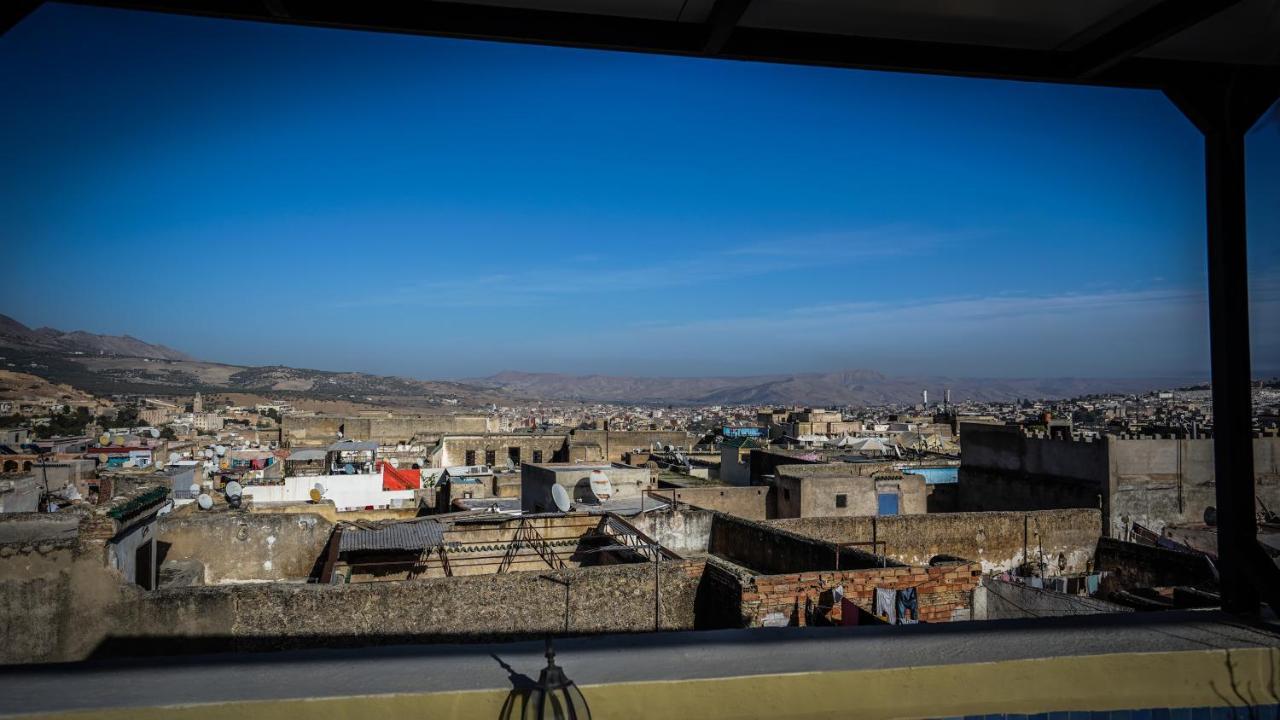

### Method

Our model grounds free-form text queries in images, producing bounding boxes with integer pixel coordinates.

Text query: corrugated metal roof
[339,519,444,553]
[287,449,326,461]
[327,440,378,452]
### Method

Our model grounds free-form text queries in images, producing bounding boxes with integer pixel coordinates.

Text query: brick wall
[740,561,982,627]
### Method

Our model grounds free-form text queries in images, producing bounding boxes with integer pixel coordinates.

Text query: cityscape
[2,2,1279,720]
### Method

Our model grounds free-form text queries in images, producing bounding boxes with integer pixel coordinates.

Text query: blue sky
[1,3,1276,379]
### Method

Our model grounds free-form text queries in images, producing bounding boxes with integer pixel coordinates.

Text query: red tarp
[381,464,420,491]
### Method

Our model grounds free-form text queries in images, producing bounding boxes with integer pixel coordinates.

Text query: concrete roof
[0,611,1275,717]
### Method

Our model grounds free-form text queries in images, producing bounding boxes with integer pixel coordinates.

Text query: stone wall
[282,415,491,446]
[667,486,769,520]
[158,512,333,583]
[92,559,707,658]
[571,430,698,462]
[708,513,889,575]
[766,509,1101,574]
[632,508,715,555]
[737,561,983,627]
[1108,436,1280,536]
[432,434,569,469]
[959,427,1280,538]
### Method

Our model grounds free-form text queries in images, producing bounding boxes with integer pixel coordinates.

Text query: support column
[1165,71,1278,615]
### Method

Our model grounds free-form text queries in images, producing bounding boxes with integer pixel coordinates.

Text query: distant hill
[0,313,507,409]
[0,313,1204,408]
[0,313,193,361]
[471,369,1203,406]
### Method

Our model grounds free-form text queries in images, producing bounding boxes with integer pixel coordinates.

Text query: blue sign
[723,426,766,438]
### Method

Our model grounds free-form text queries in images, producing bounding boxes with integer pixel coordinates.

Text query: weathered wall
[282,415,492,446]
[960,430,1280,537]
[0,514,144,665]
[708,513,889,575]
[86,560,706,659]
[736,561,982,627]
[433,435,569,469]
[631,508,715,555]
[668,486,769,520]
[1108,436,1280,536]
[158,512,333,583]
[973,577,1131,620]
[766,509,1102,575]
[774,465,927,519]
[570,430,698,462]
[1093,537,1217,590]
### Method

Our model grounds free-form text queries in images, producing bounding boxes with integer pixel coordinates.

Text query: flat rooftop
[0,612,1275,718]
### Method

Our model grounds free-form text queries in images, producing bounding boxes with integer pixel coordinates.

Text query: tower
[193,392,203,413]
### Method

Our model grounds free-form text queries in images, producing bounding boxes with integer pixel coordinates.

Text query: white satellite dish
[215,445,227,456]
[203,448,214,459]
[588,470,614,502]
[551,483,571,512]
[313,482,326,496]
[224,481,243,498]
[149,428,160,438]
[188,483,201,496]
[196,493,213,510]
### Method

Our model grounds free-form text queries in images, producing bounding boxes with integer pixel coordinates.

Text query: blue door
[877,493,899,516]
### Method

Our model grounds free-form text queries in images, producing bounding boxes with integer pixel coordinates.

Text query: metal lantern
[522,637,591,720]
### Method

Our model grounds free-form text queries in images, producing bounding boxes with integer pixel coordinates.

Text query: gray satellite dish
[196,493,213,510]
[225,481,243,498]
[343,463,355,474]
[188,483,201,496]
[551,483,571,512]
[149,428,160,438]
[215,445,227,456]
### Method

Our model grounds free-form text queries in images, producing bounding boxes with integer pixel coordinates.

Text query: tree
[159,427,177,440]
[34,407,93,438]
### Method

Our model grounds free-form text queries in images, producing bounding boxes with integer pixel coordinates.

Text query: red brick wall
[740,562,981,626]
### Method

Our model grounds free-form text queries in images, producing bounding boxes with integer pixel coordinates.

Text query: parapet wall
[158,511,333,583]
[97,559,706,657]
[708,513,891,575]
[667,486,769,520]
[766,509,1101,574]
[571,430,698,462]
[282,414,492,445]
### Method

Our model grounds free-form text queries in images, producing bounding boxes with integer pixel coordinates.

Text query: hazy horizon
[2,4,1277,380]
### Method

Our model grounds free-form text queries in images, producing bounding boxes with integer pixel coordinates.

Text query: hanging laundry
[895,587,920,623]
[874,587,898,625]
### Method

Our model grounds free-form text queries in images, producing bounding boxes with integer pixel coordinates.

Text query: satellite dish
[149,428,160,438]
[197,494,213,510]
[114,435,126,446]
[99,434,110,446]
[188,483,201,496]
[551,483,571,512]
[588,470,613,502]
[225,481,243,498]
[203,448,214,459]
[313,482,326,496]
[215,445,227,456]
[343,463,355,474]
[309,488,322,503]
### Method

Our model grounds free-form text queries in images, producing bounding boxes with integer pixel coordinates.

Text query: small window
[835,494,847,508]
[532,450,543,463]
[783,488,791,500]
[485,450,496,466]
[465,450,476,466]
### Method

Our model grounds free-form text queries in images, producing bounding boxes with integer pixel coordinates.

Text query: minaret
[193,392,203,413]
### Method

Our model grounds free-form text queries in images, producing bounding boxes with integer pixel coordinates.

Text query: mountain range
[468,369,1202,406]
[0,313,1202,407]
